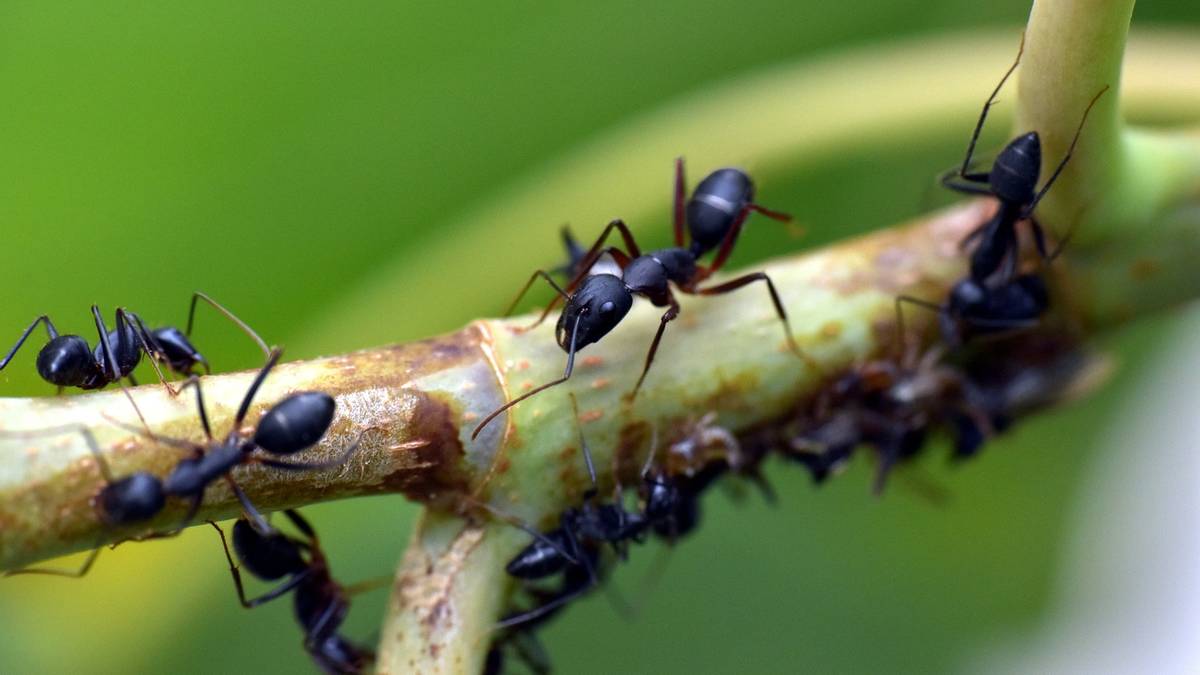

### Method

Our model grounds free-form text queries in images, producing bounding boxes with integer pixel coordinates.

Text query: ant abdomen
[253,392,337,455]
[231,519,308,580]
[687,168,755,254]
[36,336,97,386]
[989,131,1041,204]
[506,531,573,579]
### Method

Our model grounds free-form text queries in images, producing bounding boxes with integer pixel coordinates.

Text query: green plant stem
[2,21,1199,675]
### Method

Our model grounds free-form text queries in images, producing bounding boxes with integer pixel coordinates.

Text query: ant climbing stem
[941,28,1109,283]
[0,292,270,395]
[474,199,812,441]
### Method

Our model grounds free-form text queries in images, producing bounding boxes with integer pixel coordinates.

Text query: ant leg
[627,300,680,401]
[224,477,274,535]
[1023,85,1110,217]
[0,315,59,371]
[208,522,310,607]
[233,348,284,426]
[91,305,121,383]
[696,272,818,370]
[118,309,178,395]
[173,376,213,439]
[302,601,344,649]
[673,157,687,247]
[342,575,393,597]
[471,313,584,441]
[283,508,317,540]
[747,203,792,223]
[4,536,105,578]
[187,292,271,359]
[502,269,571,324]
[468,498,581,565]
[940,169,994,197]
[565,219,643,295]
[699,207,749,277]
[956,31,1025,178]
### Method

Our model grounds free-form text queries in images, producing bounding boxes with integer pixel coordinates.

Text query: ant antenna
[186,292,271,359]
[959,31,1026,177]
[567,393,598,495]
[234,348,283,426]
[471,313,584,440]
[1023,85,1111,216]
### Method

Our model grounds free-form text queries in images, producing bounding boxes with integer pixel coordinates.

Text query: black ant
[941,34,1108,283]
[896,271,1050,348]
[0,292,269,394]
[497,396,650,629]
[210,510,375,674]
[4,349,361,578]
[472,158,804,439]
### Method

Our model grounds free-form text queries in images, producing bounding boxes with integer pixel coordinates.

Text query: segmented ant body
[0,292,268,393]
[941,35,1108,284]
[5,349,359,578]
[473,158,802,439]
[211,510,375,674]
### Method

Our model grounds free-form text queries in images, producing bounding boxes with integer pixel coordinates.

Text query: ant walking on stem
[4,349,363,578]
[472,159,810,440]
[210,510,377,674]
[940,33,1108,283]
[0,292,269,394]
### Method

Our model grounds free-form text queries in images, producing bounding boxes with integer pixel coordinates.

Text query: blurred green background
[2,2,1198,673]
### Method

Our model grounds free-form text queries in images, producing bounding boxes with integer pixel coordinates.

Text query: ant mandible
[210,510,376,674]
[942,33,1109,283]
[0,292,269,394]
[472,158,806,440]
[4,349,362,578]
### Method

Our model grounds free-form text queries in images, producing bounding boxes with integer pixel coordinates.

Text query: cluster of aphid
[480,40,1109,672]
[1,297,377,673]
[1,37,1109,674]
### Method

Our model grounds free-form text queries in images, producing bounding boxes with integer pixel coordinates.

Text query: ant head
[990,131,1041,204]
[231,518,308,580]
[687,168,754,254]
[97,472,165,525]
[556,274,632,352]
[253,392,336,456]
[35,335,97,386]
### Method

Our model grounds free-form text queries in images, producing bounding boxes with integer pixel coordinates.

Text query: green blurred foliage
[1,2,1198,673]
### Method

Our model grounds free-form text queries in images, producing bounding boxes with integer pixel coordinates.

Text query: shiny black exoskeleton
[941,36,1108,282]
[125,349,353,532]
[897,273,1049,349]
[4,351,357,579]
[0,292,268,393]
[499,407,650,629]
[473,160,801,440]
[211,510,374,674]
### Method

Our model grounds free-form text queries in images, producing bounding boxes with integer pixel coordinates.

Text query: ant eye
[599,301,615,314]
